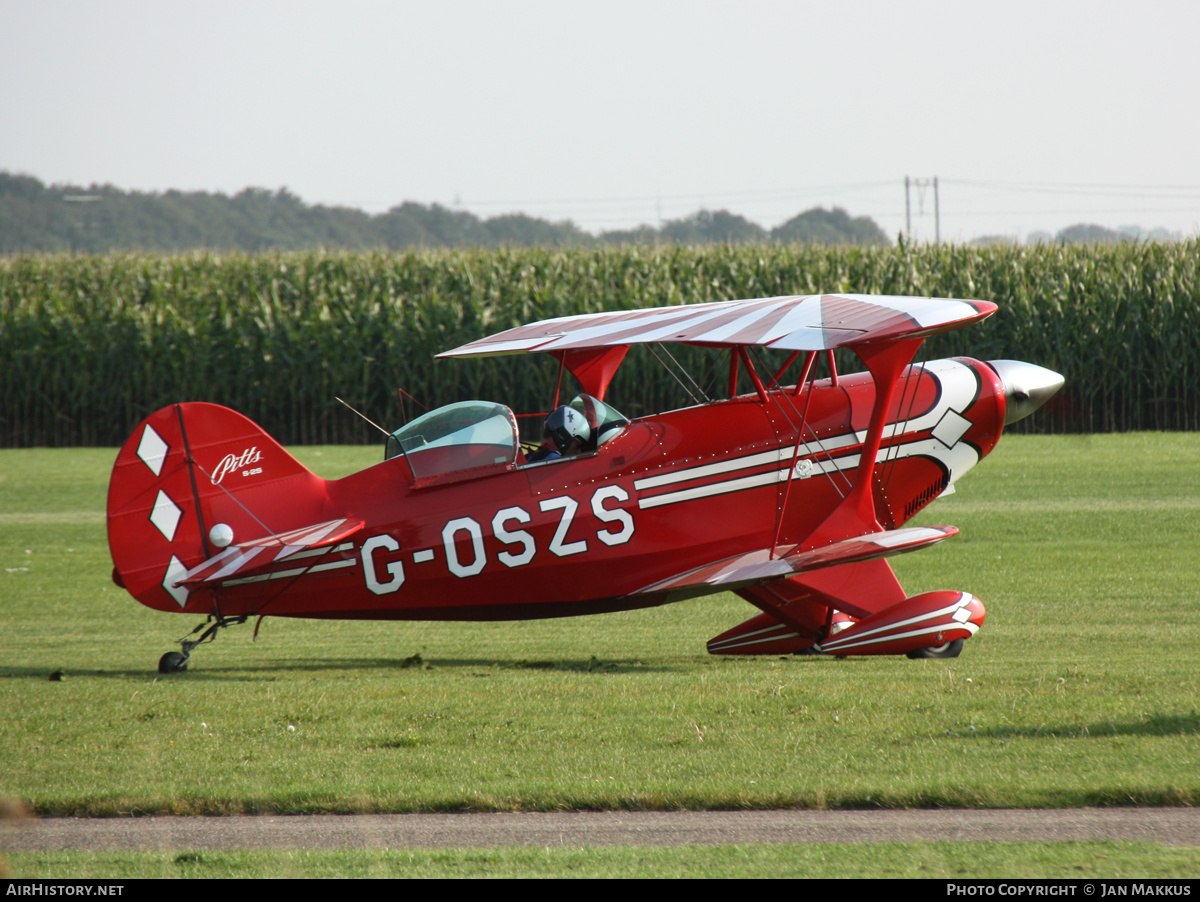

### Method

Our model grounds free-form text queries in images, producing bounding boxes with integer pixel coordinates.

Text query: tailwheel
[156,614,249,673]
[158,651,189,674]
[906,638,964,659]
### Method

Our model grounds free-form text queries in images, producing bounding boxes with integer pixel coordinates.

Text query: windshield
[569,394,630,447]
[387,401,519,481]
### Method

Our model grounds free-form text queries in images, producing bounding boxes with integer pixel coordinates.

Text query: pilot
[527,406,591,462]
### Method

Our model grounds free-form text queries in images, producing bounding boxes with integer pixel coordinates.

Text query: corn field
[1,242,1197,447]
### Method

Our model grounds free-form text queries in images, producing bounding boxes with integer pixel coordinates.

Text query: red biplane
[106,294,1063,672]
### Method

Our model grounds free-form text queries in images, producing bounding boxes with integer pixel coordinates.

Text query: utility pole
[904,177,940,243]
[63,194,101,253]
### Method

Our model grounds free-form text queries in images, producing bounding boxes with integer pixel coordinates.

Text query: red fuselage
[108,357,1005,623]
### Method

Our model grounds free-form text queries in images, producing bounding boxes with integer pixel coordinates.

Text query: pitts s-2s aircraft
[107,294,1063,672]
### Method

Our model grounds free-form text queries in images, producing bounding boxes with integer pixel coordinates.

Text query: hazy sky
[3,0,1197,242]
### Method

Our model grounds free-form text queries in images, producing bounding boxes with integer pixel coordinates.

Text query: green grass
[8,841,1200,879]
[2,436,1199,817]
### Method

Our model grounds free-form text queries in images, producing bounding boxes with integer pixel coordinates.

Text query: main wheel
[158,651,189,673]
[906,639,964,659]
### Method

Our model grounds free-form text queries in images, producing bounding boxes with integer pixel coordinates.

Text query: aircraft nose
[986,360,1065,425]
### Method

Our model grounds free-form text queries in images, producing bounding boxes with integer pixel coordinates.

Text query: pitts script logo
[211,447,264,485]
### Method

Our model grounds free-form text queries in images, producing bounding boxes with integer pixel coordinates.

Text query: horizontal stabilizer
[636,526,957,597]
[171,518,364,590]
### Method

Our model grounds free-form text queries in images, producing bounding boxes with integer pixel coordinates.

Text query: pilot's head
[544,406,591,455]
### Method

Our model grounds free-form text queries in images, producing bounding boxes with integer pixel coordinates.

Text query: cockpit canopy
[384,394,629,482]
[568,393,629,449]
[386,400,519,481]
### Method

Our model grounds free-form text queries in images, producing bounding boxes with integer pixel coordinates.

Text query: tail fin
[107,403,328,613]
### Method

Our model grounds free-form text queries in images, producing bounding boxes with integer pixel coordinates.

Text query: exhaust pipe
[986,360,1065,425]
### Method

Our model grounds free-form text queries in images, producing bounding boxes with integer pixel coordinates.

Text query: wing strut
[737,347,769,402]
[770,352,819,559]
[802,336,925,548]
[765,350,805,391]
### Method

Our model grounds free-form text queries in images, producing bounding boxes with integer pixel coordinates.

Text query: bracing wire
[190,457,345,618]
[648,344,704,406]
[749,346,853,500]
[190,459,281,546]
[659,343,711,403]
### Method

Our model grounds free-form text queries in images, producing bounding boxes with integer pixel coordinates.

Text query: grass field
[8,842,1200,880]
[2,434,1199,876]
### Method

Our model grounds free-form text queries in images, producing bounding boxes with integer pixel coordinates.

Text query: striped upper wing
[438,294,996,358]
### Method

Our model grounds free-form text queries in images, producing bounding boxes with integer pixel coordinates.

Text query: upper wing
[438,294,996,358]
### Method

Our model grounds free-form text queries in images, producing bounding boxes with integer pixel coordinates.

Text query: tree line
[0,172,891,254]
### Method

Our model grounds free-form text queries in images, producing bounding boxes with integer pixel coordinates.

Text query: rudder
[107,403,327,614]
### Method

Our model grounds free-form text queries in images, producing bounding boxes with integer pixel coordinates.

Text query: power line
[457,181,897,209]
[338,176,1200,236]
[942,178,1200,199]
[946,205,1200,217]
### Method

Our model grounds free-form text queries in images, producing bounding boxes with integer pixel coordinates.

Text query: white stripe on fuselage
[633,360,981,511]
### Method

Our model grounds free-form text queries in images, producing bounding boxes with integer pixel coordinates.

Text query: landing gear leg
[157,615,249,674]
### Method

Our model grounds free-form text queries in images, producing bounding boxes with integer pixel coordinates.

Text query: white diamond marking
[163,555,189,608]
[137,425,169,476]
[150,490,183,542]
[931,409,972,449]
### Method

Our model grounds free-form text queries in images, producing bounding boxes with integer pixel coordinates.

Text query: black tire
[158,651,189,673]
[906,638,964,659]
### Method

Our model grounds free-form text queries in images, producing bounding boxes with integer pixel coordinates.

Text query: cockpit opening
[384,394,630,481]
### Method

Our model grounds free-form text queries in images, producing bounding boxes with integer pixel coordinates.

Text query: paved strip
[4,809,1200,852]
